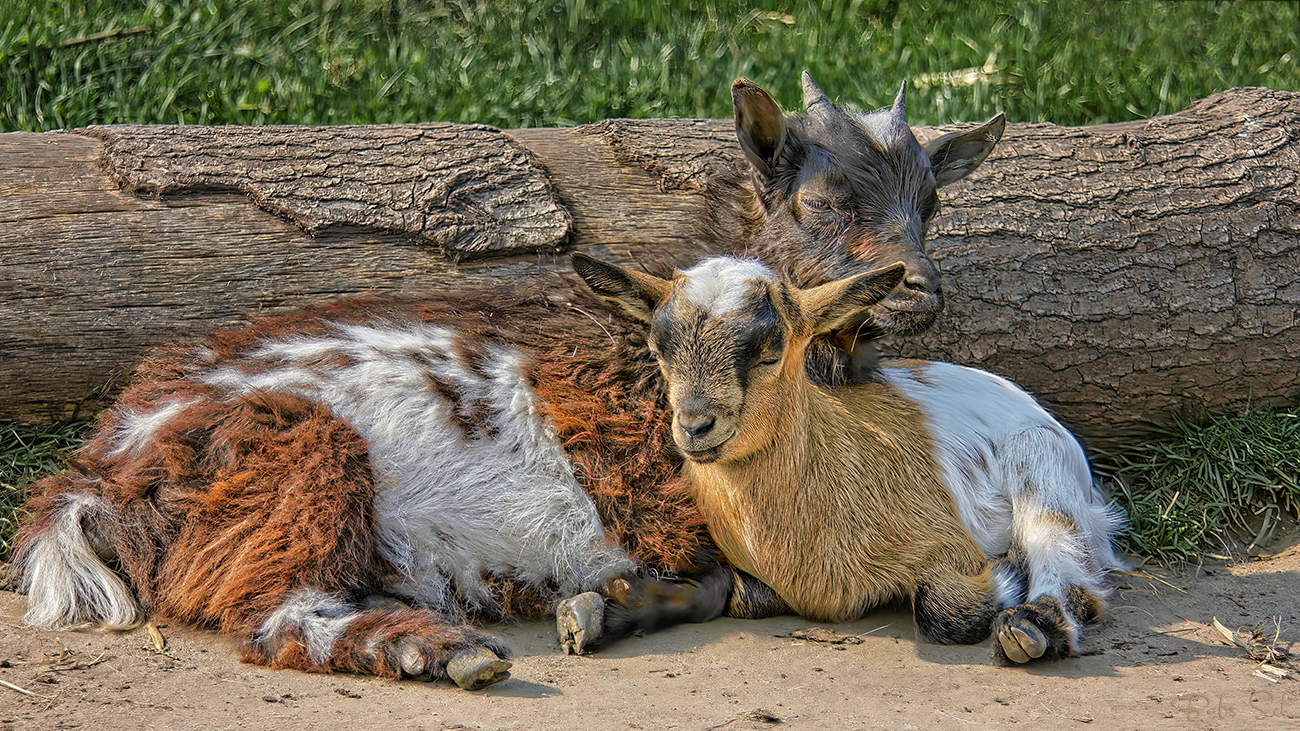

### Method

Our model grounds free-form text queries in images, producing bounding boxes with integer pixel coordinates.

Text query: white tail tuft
[17,493,143,630]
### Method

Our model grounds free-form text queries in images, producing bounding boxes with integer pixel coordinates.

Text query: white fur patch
[990,560,1027,610]
[254,589,359,663]
[107,399,197,457]
[19,493,143,630]
[679,258,776,315]
[879,361,1123,627]
[200,321,634,616]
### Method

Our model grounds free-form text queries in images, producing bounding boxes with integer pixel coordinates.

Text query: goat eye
[800,195,832,213]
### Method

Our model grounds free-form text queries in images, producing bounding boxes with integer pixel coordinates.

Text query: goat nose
[679,414,716,440]
[899,249,940,293]
[904,267,939,293]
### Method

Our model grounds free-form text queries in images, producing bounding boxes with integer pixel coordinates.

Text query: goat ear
[732,78,786,178]
[571,252,672,322]
[925,112,1006,187]
[798,263,906,336]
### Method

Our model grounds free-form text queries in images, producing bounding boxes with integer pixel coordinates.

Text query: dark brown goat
[707,73,1004,381]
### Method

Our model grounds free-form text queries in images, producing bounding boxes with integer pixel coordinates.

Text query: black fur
[726,570,790,620]
[913,579,1000,645]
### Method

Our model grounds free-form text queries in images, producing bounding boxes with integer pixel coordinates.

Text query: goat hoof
[556,591,604,655]
[996,621,1048,664]
[445,647,512,690]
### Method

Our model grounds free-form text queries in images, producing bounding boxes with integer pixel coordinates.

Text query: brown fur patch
[147,394,385,631]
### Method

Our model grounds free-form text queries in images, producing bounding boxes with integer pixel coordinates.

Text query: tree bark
[1,87,1296,430]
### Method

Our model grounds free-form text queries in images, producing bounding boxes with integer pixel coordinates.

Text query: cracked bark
[1,87,1296,430]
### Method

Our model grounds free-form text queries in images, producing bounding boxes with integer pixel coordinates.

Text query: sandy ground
[3,550,1298,731]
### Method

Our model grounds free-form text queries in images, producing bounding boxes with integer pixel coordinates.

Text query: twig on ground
[1212,615,1292,664]
[702,709,782,729]
[47,651,107,672]
[0,677,53,699]
[1040,703,1094,724]
[1110,568,1188,595]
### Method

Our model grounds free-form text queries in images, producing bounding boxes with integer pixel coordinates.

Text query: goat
[710,73,1005,383]
[565,253,1125,665]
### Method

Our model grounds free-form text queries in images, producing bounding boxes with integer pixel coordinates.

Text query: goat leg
[556,567,733,654]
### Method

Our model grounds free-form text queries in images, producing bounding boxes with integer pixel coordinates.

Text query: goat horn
[891,80,908,121]
[802,71,830,112]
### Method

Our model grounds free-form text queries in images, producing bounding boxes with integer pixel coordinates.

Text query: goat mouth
[870,290,943,334]
[878,287,942,312]
[681,446,723,464]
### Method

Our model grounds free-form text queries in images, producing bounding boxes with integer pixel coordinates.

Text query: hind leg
[989,428,1118,665]
[991,584,1106,665]
[245,589,511,689]
[991,506,1110,665]
[151,396,510,688]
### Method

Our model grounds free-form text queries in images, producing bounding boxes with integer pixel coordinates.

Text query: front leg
[557,567,733,654]
[725,569,790,619]
[556,568,791,653]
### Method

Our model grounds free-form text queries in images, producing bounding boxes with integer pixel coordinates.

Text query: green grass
[0,420,92,561]
[1096,411,1300,565]
[2,0,1296,131]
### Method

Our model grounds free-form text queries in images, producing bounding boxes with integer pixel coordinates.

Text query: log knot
[81,123,572,258]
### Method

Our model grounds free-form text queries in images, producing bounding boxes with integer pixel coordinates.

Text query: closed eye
[801,196,832,213]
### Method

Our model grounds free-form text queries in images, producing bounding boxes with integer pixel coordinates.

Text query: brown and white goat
[15,274,691,690]
[566,253,1125,665]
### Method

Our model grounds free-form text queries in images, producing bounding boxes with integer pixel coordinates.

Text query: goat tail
[13,486,143,631]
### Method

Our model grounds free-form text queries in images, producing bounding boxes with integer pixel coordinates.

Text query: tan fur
[685,345,986,622]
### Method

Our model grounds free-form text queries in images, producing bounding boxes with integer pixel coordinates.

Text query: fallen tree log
[1,87,1296,431]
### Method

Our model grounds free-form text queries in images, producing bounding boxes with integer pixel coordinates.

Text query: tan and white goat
[569,254,1125,665]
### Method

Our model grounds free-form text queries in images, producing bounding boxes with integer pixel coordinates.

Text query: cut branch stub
[582,118,739,192]
[82,123,572,258]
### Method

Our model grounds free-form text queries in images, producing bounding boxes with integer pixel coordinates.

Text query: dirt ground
[3,548,1298,731]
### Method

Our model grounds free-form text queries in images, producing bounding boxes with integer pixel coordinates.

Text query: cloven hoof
[445,648,512,690]
[996,620,1049,664]
[556,591,605,655]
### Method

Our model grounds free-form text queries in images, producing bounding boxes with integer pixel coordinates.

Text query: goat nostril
[903,272,936,293]
[680,415,716,439]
